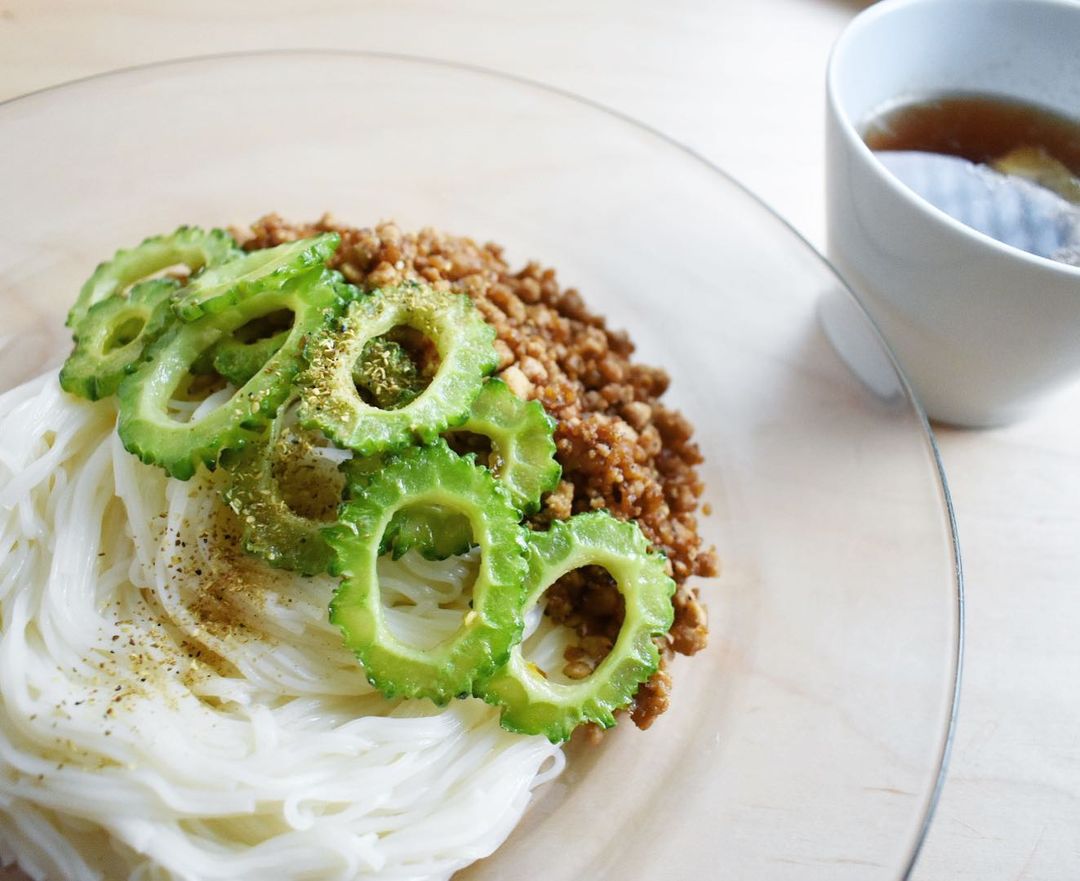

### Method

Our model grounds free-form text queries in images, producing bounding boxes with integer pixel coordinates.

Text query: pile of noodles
[0,372,565,881]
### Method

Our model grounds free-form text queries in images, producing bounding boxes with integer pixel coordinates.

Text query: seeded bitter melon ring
[450,379,561,514]
[339,379,558,560]
[222,400,335,576]
[475,511,676,742]
[172,233,341,322]
[59,279,179,401]
[298,281,498,455]
[67,227,242,328]
[117,270,347,480]
[327,440,528,705]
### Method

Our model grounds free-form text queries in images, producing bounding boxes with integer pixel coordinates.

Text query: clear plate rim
[0,48,965,881]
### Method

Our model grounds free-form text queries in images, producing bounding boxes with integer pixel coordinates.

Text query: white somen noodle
[0,372,567,881]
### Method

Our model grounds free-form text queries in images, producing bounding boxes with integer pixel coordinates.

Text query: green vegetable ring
[298,282,498,456]
[172,233,341,322]
[59,279,178,401]
[475,511,675,742]
[338,379,558,561]
[221,400,336,576]
[117,270,347,480]
[327,440,528,705]
[67,226,241,328]
[448,379,561,514]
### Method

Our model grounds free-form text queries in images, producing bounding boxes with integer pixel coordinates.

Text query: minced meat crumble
[238,214,718,729]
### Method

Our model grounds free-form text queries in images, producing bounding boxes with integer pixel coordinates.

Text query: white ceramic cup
[825,0,1080,428]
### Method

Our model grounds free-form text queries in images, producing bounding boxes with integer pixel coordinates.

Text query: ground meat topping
[238,214,719,728]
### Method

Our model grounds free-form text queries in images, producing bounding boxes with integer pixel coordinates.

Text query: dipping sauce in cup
[865,94,1080,267]
[824,0,1080,428]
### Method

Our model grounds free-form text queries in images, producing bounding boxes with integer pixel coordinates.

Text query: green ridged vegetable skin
[67,226,241,328]
[475,511,675,742]
[327,440,528,705]
[297,281,498,455]
[172,233,341,322]
[117,269,348,480]
[340,379,560,561]
[448,379,561,514]
[60,278,178,401]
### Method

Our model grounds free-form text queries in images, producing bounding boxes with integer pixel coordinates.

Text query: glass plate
[0,52,962,881]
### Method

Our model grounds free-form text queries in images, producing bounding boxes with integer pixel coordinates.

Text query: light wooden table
[2,1,1078,878]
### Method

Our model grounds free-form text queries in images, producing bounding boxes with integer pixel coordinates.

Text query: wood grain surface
[1,1,1078,879]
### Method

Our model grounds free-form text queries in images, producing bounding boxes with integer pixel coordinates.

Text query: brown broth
[863,93,1080,175]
